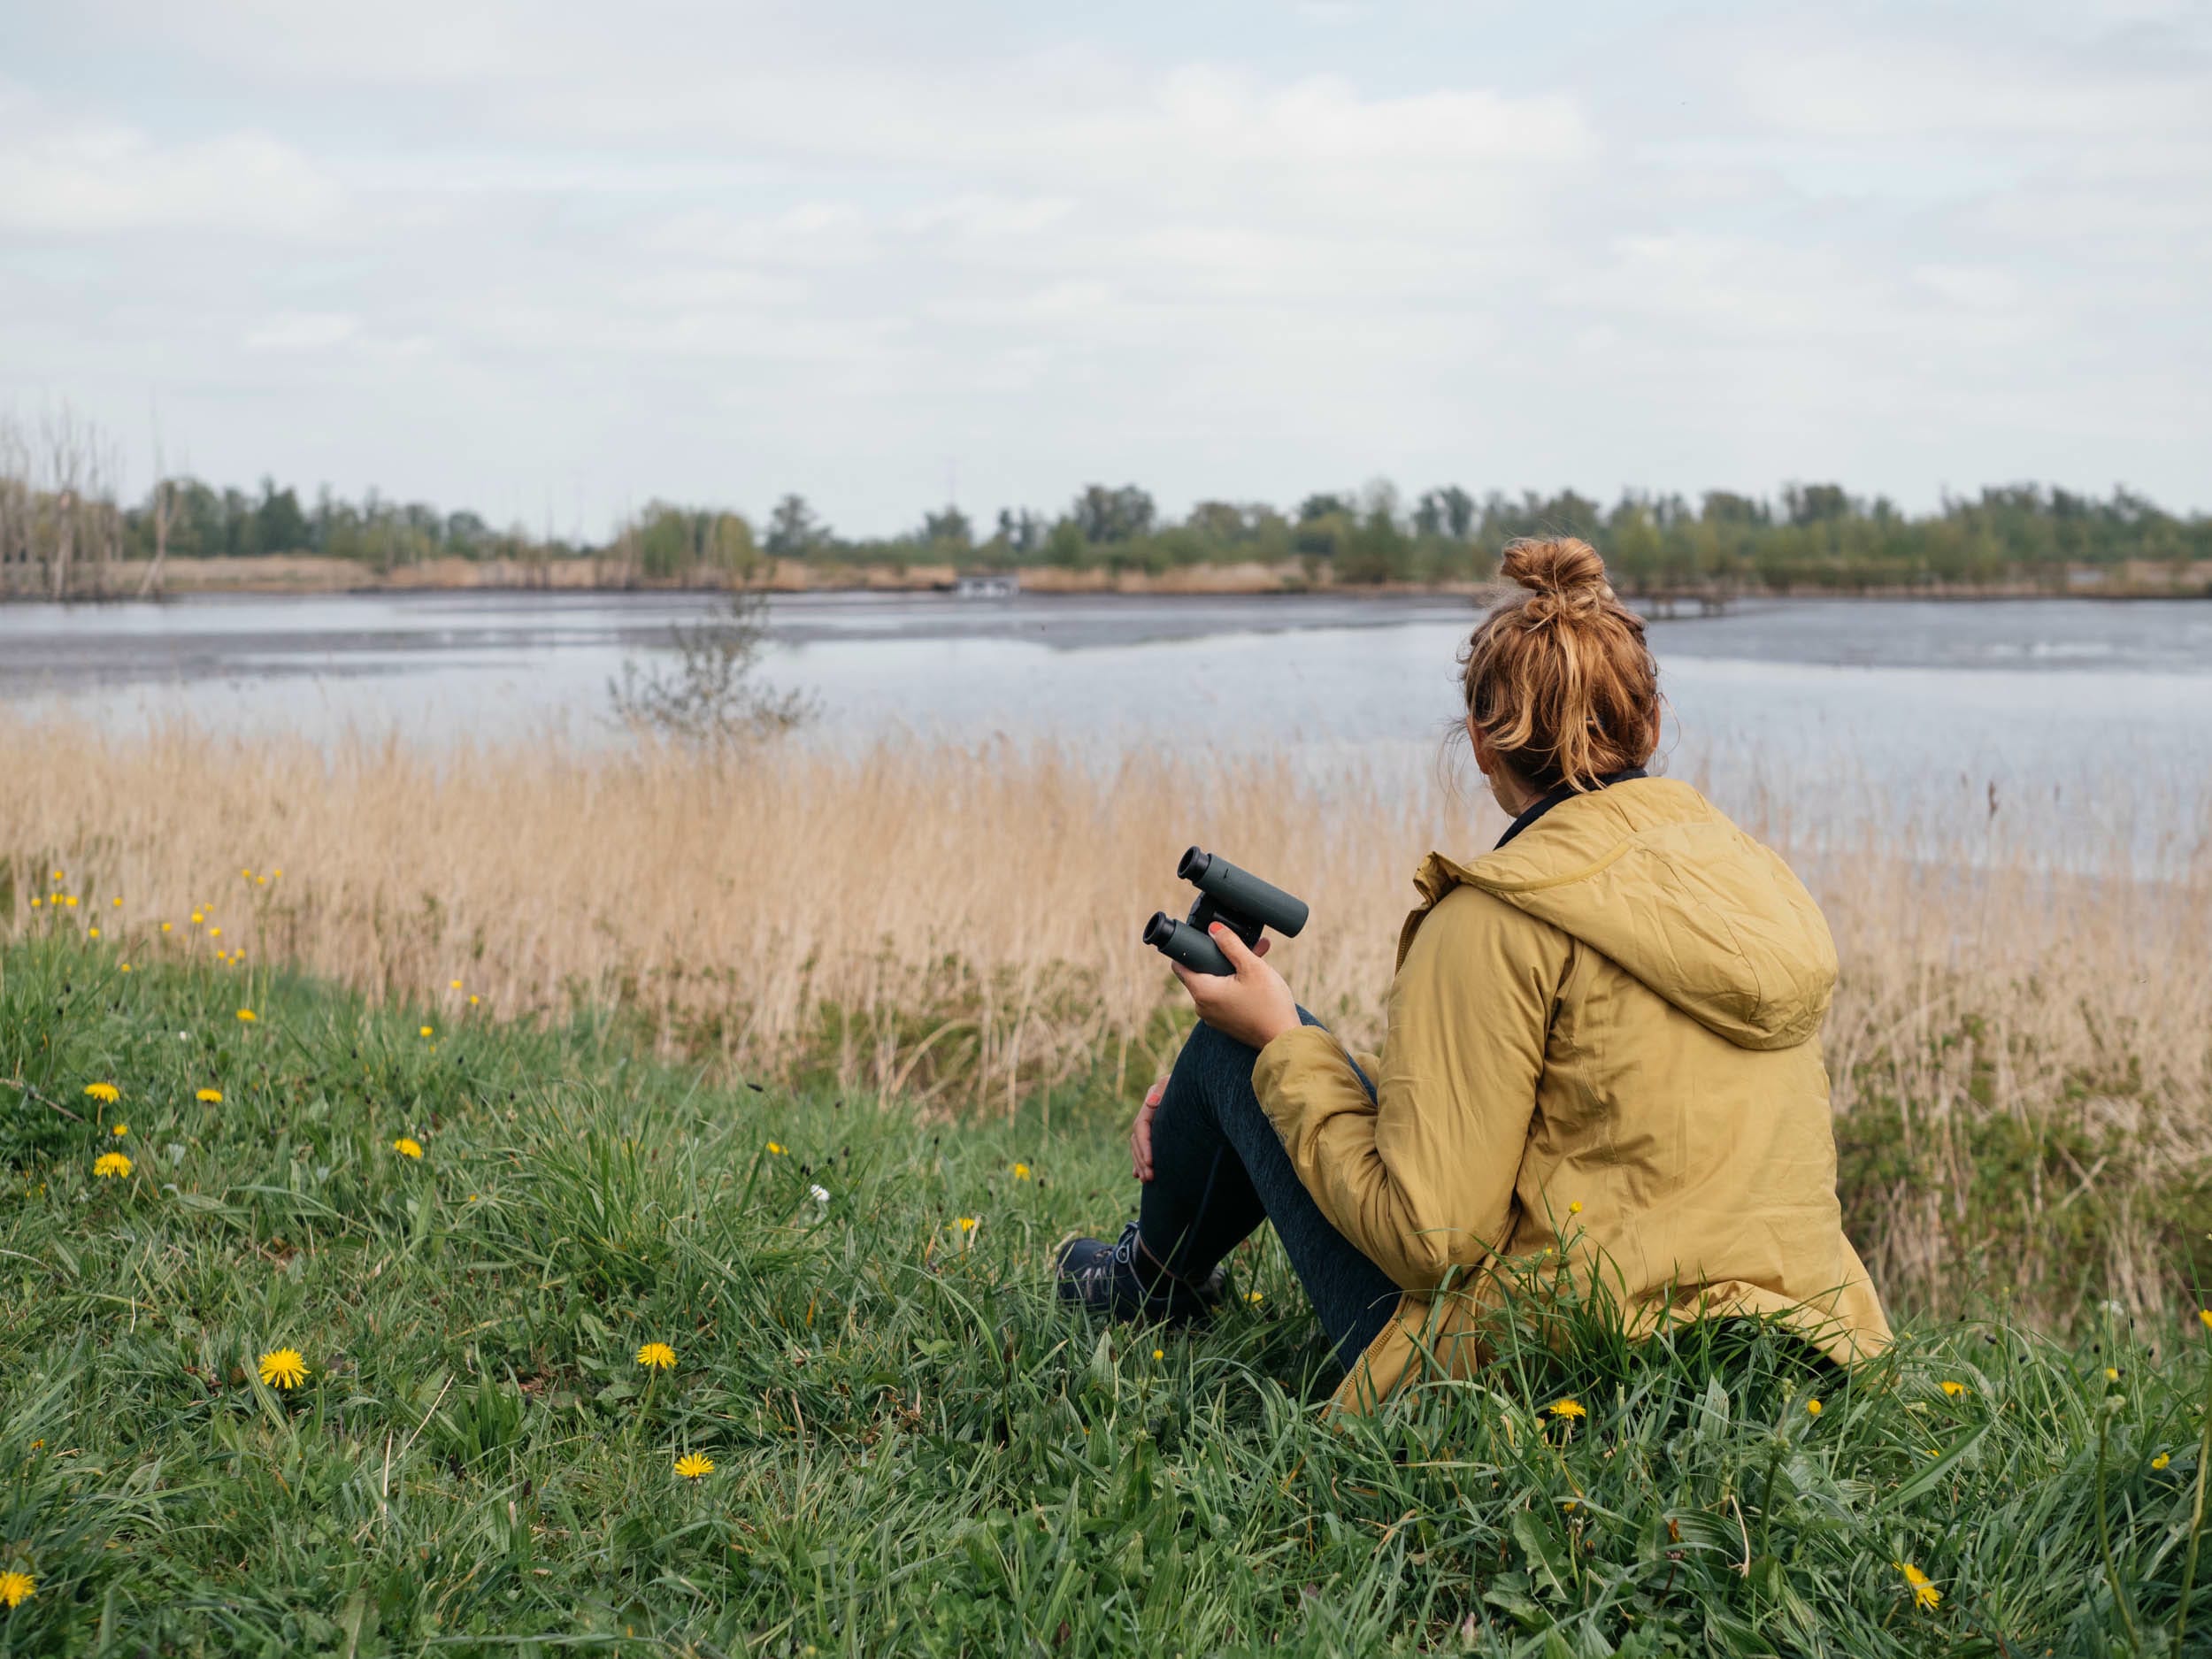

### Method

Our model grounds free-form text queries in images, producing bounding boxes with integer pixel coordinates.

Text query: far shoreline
[4,550,2208,606]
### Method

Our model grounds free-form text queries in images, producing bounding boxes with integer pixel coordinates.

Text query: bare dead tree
[0,416,30,598]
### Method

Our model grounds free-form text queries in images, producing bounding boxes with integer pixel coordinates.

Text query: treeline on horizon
[4,411,2208,596]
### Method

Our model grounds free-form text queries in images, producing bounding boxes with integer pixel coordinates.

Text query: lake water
[2,590,2207,859]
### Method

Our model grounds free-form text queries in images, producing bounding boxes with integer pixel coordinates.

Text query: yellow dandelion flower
[50,868,62,880]
[1895,1561,1940,1610]
[1153,1348,1164,1361]
[160,921,172,933]
[1548,1398,1587,1420]
[419,1025,433,1039]
[119,964,131,973]
[449,979,462,990]
[256,875,267,886]
[208,926,221,938]
[63,895,77,910]
[111,1123,127,1137]
[1247,1290,1264,1304]
[468,995,480,1006]
[765,1141,786,1156]
[27,897,39,909]
[1568,1200,1583,1214]
[236,1008,256,1022]
[2200,1309,2211,1332]
[190,911,204,925]
[1939,1379,1964,1396]
[87,926,100,939]
[273,868,282,879]
[1806,1398,1823,1417]
[1011,1162,1031,1179]
[112,896,122,907]
[257,1348,309,1390]
[956,1216,978,1232]
[392,1137,424,1160]
[93,1152,132,1179]
[635,1341,677,1370]
[2153,1453,2171,1471]
[2105,1367,2120,1382]
[84,1082,119,1103]
[673,1452,714,1479]
[196,1087,222,1103]
[0,1569,33,1608]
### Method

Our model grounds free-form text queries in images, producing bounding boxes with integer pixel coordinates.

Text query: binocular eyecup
[1141,845,1308,977]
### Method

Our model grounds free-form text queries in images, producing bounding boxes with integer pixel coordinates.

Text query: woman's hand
[1130,1077,1165,1182]
[1172,925,1301,1050]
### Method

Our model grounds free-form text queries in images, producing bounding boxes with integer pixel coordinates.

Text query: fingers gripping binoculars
[1141,847,1309,976]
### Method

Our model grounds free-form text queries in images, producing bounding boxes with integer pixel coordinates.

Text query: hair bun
[1499,536,1610,601]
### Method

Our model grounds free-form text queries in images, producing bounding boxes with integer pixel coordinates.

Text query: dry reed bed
[3,715,2208,1321]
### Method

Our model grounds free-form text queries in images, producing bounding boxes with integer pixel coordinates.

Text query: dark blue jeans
[1139,1011,1402,1371]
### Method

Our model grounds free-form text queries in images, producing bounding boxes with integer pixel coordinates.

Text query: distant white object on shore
[952,571,1020,600]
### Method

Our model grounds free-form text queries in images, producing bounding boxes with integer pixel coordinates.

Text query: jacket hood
[1417,778,1837,1051]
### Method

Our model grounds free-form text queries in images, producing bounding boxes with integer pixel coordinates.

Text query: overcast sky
[2,1,2207,536]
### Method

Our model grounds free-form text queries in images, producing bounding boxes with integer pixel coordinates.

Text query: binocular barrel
[1142,910,1233,977]
[1176,847,1310,938]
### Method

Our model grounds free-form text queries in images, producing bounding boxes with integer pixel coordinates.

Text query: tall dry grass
[2,713,2207,1325]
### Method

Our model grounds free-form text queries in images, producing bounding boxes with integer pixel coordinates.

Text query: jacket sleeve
[1253,885,1566,1293]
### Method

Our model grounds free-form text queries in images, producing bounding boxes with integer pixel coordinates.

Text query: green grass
[0,936,2207,1657]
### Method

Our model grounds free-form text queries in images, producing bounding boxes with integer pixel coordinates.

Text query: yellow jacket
[1253,776,1890,1412]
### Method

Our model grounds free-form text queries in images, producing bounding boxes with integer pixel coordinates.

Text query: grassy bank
[0,936,2207,1655]
[4,721,2208,1334]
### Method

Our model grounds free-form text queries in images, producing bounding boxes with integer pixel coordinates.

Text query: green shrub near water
[0,935,2207,1655]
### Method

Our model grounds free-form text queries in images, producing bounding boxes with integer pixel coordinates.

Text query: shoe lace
[1071,1223,1144,1297]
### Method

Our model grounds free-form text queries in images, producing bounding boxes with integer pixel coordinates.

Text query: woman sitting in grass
[1056,536,1891,1409]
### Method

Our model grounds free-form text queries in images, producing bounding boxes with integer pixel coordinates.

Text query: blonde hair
[1459,537,1659,792]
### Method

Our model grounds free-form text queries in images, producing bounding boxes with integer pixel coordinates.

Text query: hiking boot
[1054,1221,1225,1322]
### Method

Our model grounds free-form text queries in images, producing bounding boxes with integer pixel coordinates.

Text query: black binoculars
[1141,846,1309,976]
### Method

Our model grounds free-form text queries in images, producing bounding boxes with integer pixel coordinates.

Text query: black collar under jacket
[1494,768,1649,849]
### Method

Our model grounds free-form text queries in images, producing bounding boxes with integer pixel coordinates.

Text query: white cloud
[243,311,361,351]
[0,87,342,235]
